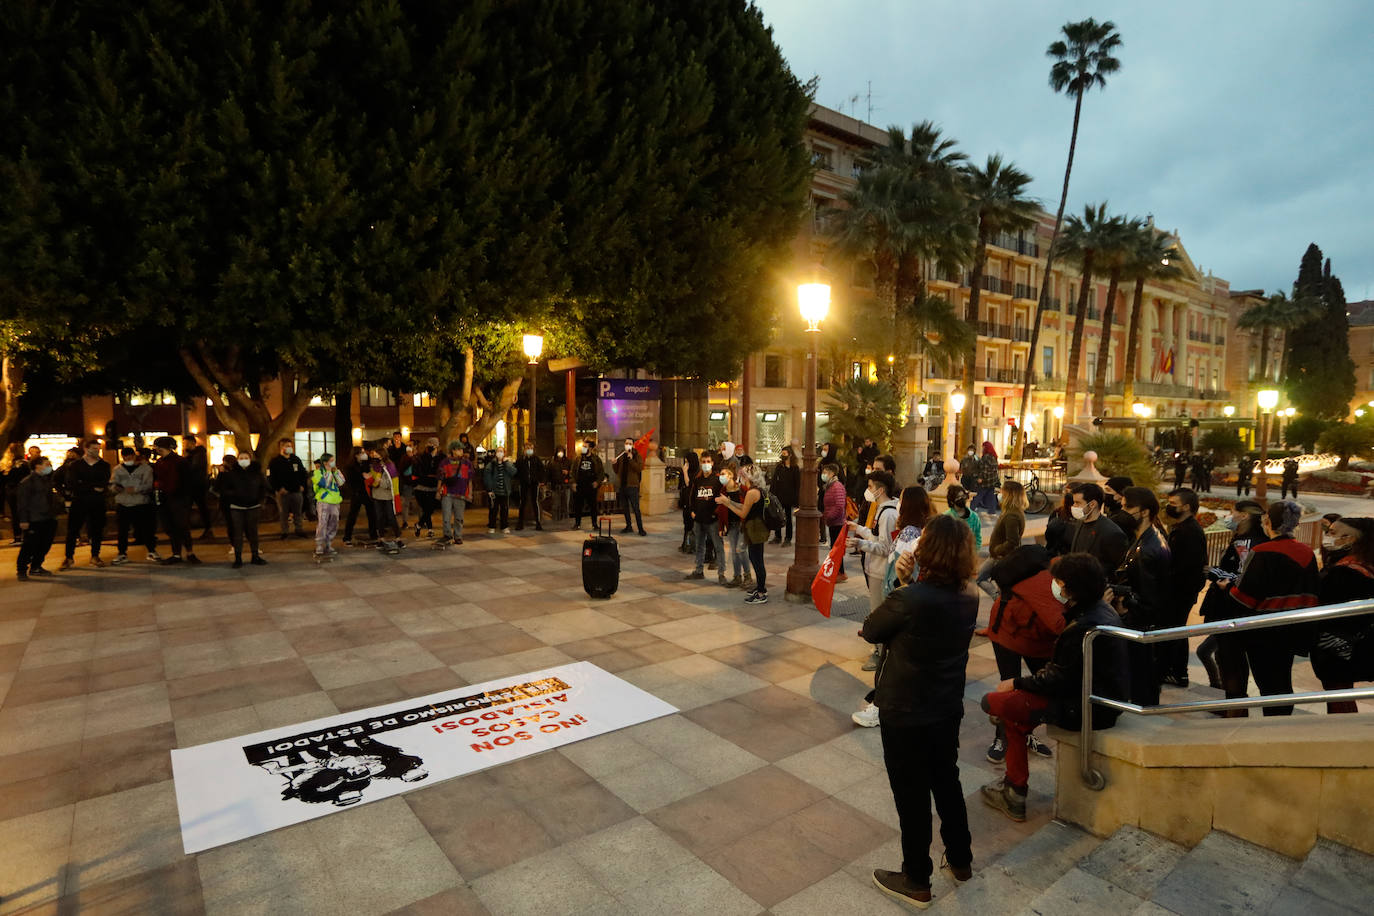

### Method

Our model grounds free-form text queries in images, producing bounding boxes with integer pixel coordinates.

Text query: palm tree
[1059,203,1113,427]
[1090,215,1143,415]
[1120,226,1180,406]
[959,154,1037,448]
[1014,18,1123,448]
[1236,291,1321,387]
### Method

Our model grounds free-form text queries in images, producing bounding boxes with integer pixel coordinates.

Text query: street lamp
[1223,404,1235,418]
[1358,409,1367,419]
[1132,399,1148,440]
[1256,388,1279,499]
[787,281,830,601]
[949,389,967,457]
[916,397,929,420]
[522,333,544,455]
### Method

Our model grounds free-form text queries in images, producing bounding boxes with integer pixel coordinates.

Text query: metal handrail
[1078,599,1374,790]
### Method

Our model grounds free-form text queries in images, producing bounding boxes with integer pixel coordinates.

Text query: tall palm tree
[1090,215,1143,415]
[1059,203,1113,426]
[1120,227,1180,406]
[827,168,912,325]
[1014,18,1123,448]
[1236,291,1321,387]
[959,154,1037,449]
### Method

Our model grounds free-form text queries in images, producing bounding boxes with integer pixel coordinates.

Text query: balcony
[968,274,1014,296]
[977,367,1021,384]
[1066,302,1101,321]
[1187,330,1214,344]
[1014,283,1038,301]
[1046,297,1063,312]
[1012,324,1032,342]
[977,321,1014,340]
[988,233,1041,258]
[1036,376,1066,391]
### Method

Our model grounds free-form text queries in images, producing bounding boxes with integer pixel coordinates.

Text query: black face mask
[1104,495,1121,513]
[1164,505,1184,520]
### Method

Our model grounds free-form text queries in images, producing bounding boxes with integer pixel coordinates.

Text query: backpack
[761,492,785,531]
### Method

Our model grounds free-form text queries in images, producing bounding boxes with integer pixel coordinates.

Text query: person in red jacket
[983,546,1066,765]
[821,461,848,580]
[152,436,201,565]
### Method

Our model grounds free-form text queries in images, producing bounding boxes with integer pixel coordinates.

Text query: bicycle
[1011,472,1051,515]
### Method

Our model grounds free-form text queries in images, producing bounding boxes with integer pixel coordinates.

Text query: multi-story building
[719,103,1256,463]
[1346,300,1374,415]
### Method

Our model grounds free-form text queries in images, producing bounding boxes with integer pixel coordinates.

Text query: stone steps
[924,822,1374,914]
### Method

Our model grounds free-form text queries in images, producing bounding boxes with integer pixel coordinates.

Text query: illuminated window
[359,386,395,407]
[412,391,436,408]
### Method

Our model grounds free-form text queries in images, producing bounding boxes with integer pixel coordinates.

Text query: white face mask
[123,460,136,467]
[1051,580,1068,604]
[526,449,534,456]
[327,459,336,469]
[283,447,293,456]
[1322,535,1342,550]
[1071,505,1087,520]
[864,487,877,503]
[701,464,713,474]
[821,473,832,483]
[719,474,730,485]
[238,458,251,468]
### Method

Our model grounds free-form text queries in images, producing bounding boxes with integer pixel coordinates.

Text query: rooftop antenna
[866,80,873,123]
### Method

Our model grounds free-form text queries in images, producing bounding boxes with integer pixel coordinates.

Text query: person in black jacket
[1159,488,1208,687]
[183,435,214,538]
[1196,500,1267,692]
[60,439,111,569]
[15,456,59,580]
[1103,476,1136,536]
[677,451,699,554]
[570,440,604,530]
[267,438,309,539]
[342,447,378,545]
[219,449,270,567]
[1312,517,1374,714]
[515,446,545,532]
[1115,487,1172,707]
[1066,484,1128,571]
[863,514,977,909]
[4,444,40,545]
[769,446,800,546]
[981,553,1129,823]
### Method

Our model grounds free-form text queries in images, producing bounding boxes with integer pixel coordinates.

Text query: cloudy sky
[753,0,1374,303]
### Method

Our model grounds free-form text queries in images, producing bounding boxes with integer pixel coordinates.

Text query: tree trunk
[0,350,25,450]
[1122,276,1146,406]
[1062,251,1095,428]
[180,345,316,469]
[333,387,353,458]
[1091,269,1121,416]
[1257,328,1271,387]
[1015,88,1085,452]
[962,234,987,454]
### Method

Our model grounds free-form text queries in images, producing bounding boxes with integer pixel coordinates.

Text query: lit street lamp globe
[797,282,830,331]
[522,333,544,363]
[1222,404,1235,418]
[949,390,966,414]
[1257,389,1279,411]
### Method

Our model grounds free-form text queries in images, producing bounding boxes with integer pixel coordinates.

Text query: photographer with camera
[1114,486,1172,707]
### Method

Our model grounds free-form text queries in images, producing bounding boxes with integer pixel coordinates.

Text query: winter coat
[862,580,977,725]
[1012,598,1130,731]
[16,472,59,524]
[988,569,1067,660]
[312,468,345,505]
[268,454,309,493]
[612,449,643,489]
[770,461,800,508]
[482,458,517,497]
[987,508,1025,561]
[218,464,270,509]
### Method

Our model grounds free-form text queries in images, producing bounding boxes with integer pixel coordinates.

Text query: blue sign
[597,379,660,401]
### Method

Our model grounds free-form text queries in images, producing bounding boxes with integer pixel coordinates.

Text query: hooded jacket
[112,461,154,507]
[988,569,1067,660]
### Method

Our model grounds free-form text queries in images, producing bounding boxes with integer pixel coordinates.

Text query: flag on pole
[1160,347,1174,376]
[632,428,656,463]
[811,525,849,618]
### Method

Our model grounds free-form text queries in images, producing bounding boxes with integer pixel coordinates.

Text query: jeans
[572,485,597,526]
[693,520,724,577]
[276,490,305,534]
[879,716,972,885]
[17,518,57,573]
[65,497,106,559]
[983,689,1052,790]
[727,524,747,579]
[972,487,1000,513]
[487,493,510,531]
[748,542,766,593]
[344,496,377,541]
[315,502,340,552]
[517,484,541,529]
[159,497,193,557]
[441,494,467,539]
[620,486,642,532]
[227,506,261,559]
[414,488,437,531]
[116,503,157,556]
[373,499,400,539]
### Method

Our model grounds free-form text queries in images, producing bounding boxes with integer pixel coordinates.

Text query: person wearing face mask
[677,451,700,554]
[820,462,848,580]
[769,447,800,546]
[268,438,309,540]
[342,447,379,545]
[1196,500,1267,695]
[366,447,403,545]
[958,445,979,495]
[980,553,1128,823]
[612,437,645,536]
[513,444,545,532]
[1236,453,1255,496]
[1224,499,1319,715]
[943,486,981,552]
[436,443,474,545]
[570,440,604,530]
[59,438,111,569]
[1158,488,1208,688]
[1115,487,1171,707]
[482,447,517,535]
[1102,476,1135,535]
[686,454,726,583]
[1312,517,1374,714]
[218,449,270,567]
[412,439,440,538]
[850,470,901,612]
[1318,513,1345,567]
[1066,483,1127,571]
[312,452,345,558]
[15,456,60,580]
[716,465,751,589]
[547,446,571,522]
[151,436,200,565]
[817,444,840,544]
[972,442,1001,514]
[111,447,157,565]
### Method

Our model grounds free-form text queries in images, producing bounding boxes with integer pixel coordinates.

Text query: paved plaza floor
[0,509,1355,914]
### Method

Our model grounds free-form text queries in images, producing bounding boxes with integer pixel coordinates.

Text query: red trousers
[984,689,1051,789]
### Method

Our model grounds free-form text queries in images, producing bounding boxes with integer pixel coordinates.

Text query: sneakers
[782,538,792,546]
[453,536,463,545]
[60,556,74,571]
[1027,734,1054,759]
[745,591,768,605]
[251,556,267,566]
[186,554,202,565]
[16,570,27,581]
[488,528,496,535]
[30,567,53,577]
[685,570,705,580]
[501,528,511,535]
[147,550,163,562]
[1161,673,1190,688]
[851,701,879,728]
[724,576,742,589]
[836,572,848,582]
[742,577,754,592]
[981,778,1027,822]
[232,558,244,569]
[161,555,183,565]
[986,737,1007,764]
[342,538,353,546]
[871,869,932,909]
[570,522,581,530]
[621,526,634,534]
[111,554,129,566]
[862,649,881,672]
[90,556,105,568]
[940,853,973,883]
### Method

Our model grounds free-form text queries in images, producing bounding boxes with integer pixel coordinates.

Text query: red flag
[810,524,849,618]
[633,428,656,463]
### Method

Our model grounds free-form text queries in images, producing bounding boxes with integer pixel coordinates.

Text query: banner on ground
[171,662,677,854]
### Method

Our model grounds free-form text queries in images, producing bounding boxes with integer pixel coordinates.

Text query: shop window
[764,355,785,388]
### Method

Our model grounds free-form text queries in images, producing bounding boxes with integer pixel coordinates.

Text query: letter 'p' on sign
[599,381,612,398]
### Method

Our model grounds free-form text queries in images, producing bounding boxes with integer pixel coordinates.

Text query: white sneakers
[851,702,880,728]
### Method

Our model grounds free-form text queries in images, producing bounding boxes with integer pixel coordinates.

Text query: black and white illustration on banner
[172,662,677,853]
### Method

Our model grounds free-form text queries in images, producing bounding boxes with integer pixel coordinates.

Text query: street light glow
[1132,400,1148,418]
[1257,389,1279,411]
[1053,405,1064,419]
[797,282,831,331]
[522,333,544,363]
[949,389,966,413]
[1283,407,1296,418]
[1223,404,1235,417]
[916,397,929,419]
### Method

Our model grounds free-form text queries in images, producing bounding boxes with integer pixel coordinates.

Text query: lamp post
[1132,399,1148,440]
[949,389,966,459]
[1256,388,1279,499]
[916,397,929,468]
[522,334,543,454]
[786,282,830,601]
[1052,405,1064,447]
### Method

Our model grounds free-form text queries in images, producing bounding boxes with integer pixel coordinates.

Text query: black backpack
[761,491,785,531]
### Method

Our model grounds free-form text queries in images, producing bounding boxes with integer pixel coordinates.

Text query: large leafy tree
[1284,244,1355,418]
[1120,226,1180,406]
[959,154,1036,447]
[1014,17,1123,448]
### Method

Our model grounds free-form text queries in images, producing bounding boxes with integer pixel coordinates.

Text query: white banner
[171,662,677,853]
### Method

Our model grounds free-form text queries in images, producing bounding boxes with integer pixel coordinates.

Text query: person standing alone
[60,439,111,569]
[268,439,309,539]
[613,436,645,536]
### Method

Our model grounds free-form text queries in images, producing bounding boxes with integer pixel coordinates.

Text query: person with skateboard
[313,453,345,560]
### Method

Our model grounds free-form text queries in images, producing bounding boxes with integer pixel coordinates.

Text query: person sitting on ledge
[980,552,1130,823]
